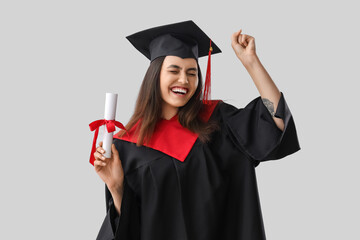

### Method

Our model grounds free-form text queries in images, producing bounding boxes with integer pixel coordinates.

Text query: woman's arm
[94,142,125,216]
[231,29,284,131]
[242,55,284,131]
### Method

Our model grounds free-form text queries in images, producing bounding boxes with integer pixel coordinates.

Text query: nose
[178,71,189,84]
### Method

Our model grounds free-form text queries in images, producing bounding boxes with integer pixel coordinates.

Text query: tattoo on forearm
[262,98,275,117]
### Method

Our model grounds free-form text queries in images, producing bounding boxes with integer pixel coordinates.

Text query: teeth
[171,88,187,94]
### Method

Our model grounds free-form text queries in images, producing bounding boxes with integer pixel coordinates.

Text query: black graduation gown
[96,92,300,240]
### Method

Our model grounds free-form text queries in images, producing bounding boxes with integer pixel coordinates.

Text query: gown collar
[114,100,222,162]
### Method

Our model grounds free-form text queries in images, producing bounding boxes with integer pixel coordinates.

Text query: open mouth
[171,87,188,96]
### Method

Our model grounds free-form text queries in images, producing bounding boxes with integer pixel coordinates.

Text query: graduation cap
[125,20,222,103]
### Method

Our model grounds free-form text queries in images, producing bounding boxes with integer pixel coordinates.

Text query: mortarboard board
[125,20,222,103]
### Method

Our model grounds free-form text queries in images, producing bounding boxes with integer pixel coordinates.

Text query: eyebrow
[167,64,198,72]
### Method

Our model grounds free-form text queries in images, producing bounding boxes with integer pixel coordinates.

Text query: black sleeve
[96,178,141,240]
[95,185,120,240]
[221,92,300,165]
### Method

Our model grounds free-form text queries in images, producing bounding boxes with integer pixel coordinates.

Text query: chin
[171,101,188,108]
[163,92,194,109]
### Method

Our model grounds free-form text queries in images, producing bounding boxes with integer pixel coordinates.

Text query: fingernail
[102,156,105,160]
[101,150,105,153]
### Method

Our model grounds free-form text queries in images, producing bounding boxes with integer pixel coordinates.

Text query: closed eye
[169,71,196,76]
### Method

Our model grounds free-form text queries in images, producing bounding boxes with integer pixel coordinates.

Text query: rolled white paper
[102,93,118,158]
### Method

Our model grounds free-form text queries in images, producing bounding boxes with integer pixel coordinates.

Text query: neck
[161,103,179,120]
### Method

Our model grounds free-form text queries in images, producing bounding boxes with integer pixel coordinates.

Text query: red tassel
[203,39,212,104]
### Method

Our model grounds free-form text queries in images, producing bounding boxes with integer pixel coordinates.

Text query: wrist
[240,54,259,68]
[108,182,124,195]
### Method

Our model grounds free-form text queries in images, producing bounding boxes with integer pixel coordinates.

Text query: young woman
[92,20,300,240]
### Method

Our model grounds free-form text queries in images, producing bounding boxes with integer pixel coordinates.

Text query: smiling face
[159,55,199,119]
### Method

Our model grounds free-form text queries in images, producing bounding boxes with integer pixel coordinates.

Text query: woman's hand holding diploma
[94,141,124,215]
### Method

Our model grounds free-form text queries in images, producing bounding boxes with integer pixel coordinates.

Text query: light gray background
[1,0,359,239]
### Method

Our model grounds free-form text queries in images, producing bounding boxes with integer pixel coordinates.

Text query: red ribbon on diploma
[89,119,126,166]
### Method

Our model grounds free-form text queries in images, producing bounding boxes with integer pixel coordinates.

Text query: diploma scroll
[102,93,118,158]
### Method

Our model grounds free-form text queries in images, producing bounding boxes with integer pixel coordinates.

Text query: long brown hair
[118,56,220,146]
